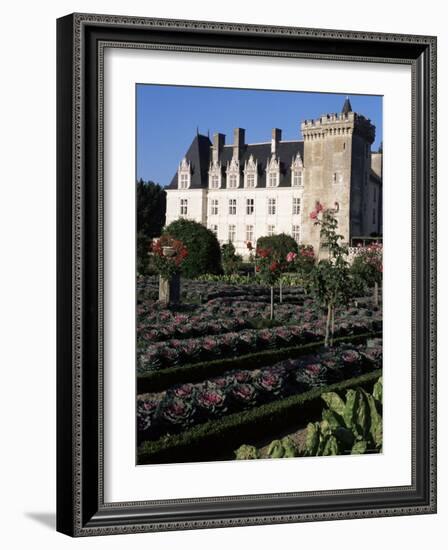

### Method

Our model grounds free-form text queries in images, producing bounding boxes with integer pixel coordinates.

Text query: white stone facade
[166,185,304,258]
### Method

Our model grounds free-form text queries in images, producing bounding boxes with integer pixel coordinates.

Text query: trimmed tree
[163,218,221,279]
[307,202,352,347]
[255,247,284,320]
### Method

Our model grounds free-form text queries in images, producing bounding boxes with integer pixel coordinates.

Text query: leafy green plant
[235,436,300,460]
[304,377,383,457]
[235,445,260,460]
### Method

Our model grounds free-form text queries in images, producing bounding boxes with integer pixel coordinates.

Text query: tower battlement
[301,110,375,143]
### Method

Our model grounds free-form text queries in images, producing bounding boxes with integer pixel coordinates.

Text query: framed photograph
[57,13,437,536]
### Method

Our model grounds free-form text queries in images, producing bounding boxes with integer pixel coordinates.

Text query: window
[228,174,238,188]
[228,225,236,242]
[246,225,254,243]
[210,174,220,189]
[246,198,254,215]
[229,199,237,215]
[292,225,300,243]
[211,199,219,216]
[292,197,301,215]
[268,198,276,215]
[267,225,275,236]
[268,172,278,187]
[292,171,303,187]
[179,173,189,189]
[246,173,255,188]
[180,199,188,216]
[210,224,218,236]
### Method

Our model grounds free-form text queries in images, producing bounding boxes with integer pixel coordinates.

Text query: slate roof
[342,97,353,115]
[167,134,304,190]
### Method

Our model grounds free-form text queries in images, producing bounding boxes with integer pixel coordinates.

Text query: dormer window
[244,154,258,188]
[177,157,191,189]
[266,154,280,188]
[291,153,303,187]
[208,160,222,189]
[227,158,240,188]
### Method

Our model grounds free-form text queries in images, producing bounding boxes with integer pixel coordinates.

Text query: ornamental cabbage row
[137,340,382,443]
[137,317,382,374]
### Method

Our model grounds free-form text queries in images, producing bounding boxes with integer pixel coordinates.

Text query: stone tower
[300,98,376,254]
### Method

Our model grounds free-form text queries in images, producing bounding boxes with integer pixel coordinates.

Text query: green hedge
[137,331,381,393]
[137,369,381,465]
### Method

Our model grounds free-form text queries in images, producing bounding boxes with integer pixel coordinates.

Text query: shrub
[163,219,221,278]
[256,233,298,262]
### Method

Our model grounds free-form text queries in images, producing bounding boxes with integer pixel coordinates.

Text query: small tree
[255,247,283,320]
[351,243,383,306]
[307,202,352,347]
[221,242,242,275]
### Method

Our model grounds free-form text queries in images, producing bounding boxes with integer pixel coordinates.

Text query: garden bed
[137,369,381,465]
[137,331,381,393]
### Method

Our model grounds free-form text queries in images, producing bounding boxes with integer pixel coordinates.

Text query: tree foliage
[137,179,166,237]
[163,218,221,278]
[136,179,167,274]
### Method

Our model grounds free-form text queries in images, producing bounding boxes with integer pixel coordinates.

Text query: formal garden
[136,199,383,465]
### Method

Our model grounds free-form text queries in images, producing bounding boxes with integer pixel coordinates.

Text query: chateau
[165,98,382,257]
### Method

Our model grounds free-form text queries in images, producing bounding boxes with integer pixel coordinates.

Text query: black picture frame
[57,13,437,537]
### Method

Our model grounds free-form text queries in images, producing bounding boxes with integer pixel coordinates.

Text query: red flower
[255,265,261,272]
[256,248,270,258]
[269,261,279,272]
[315,201,324,213]
[309,211,318,220]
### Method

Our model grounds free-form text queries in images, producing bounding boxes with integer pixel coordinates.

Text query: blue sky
[136,85,382,186]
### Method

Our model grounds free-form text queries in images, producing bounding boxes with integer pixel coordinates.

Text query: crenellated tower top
[301,98,375,144]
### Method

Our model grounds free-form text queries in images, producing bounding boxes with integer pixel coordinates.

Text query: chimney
[212,133,225,163]
[271,128,282,154]
[232,128,245,160]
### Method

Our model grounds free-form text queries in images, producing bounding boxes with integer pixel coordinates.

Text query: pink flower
[309,211,318,220]
[286,251,297,263]
[315,201,324,213]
